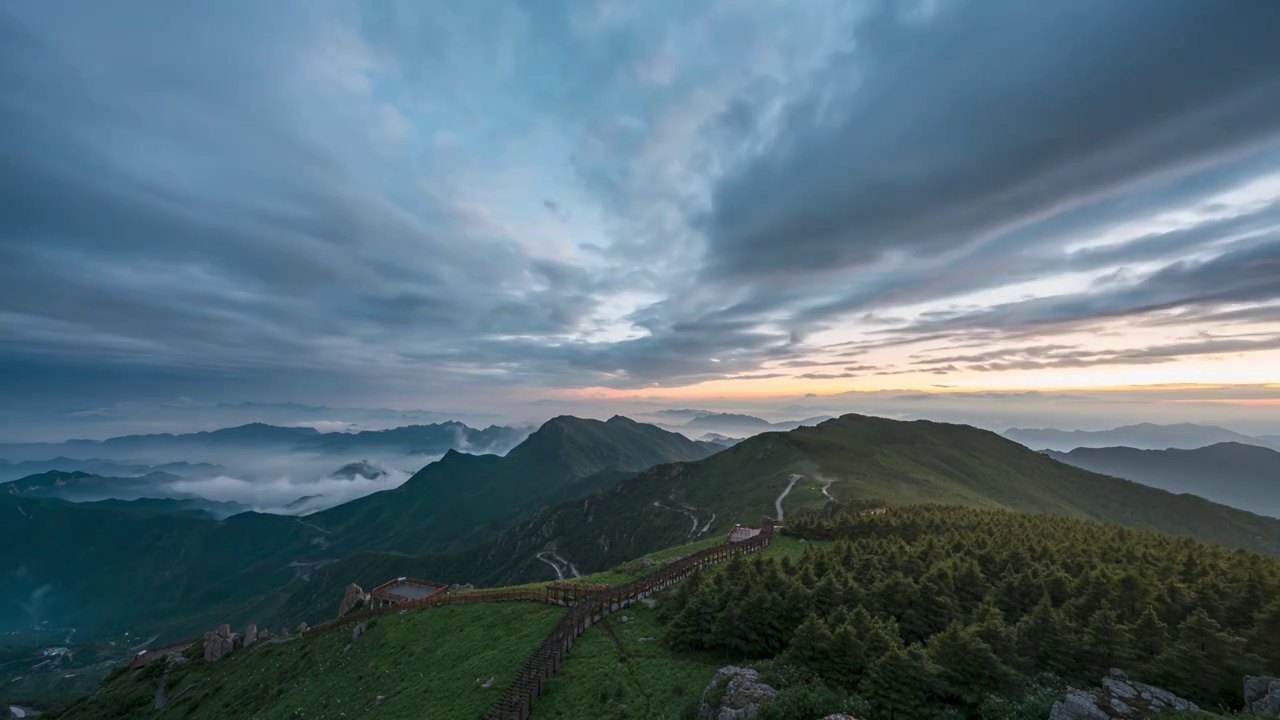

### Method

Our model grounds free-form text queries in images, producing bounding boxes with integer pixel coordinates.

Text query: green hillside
[59,506,1280,719]
[0,416,719,641]
[308,415,722,554]
[52,602,563,720]
[275,414,1280,629]
[482,415,1280,574]
[1047,442,1280,517]
[0,494,321,637]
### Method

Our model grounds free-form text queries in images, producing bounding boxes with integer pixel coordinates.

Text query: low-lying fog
[167,455,423,515]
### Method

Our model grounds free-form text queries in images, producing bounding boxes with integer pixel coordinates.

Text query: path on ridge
[775,474,801,522]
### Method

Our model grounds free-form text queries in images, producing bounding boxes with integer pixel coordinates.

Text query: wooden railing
[482,518,775,720]
[128,516,776,719]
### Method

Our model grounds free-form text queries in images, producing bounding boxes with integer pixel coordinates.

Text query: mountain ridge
[1047,441,1280,518]
[1003,422,1272,452]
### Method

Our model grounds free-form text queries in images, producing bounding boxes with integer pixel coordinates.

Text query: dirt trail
[775,474,801,521]
[535,552,565,580]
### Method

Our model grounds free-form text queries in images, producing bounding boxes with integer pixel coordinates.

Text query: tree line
[662,505,1280,719]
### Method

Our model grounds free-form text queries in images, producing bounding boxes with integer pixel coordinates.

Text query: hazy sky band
[1,0,1279,429]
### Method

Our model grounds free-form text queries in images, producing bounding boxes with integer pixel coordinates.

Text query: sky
[2,0,1280,441]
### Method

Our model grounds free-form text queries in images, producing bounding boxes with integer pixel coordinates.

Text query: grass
[54,601,562,720]
[51,528,823,719]
[533,534,824,719]
[564,537,726,586]
[534,603,722,719]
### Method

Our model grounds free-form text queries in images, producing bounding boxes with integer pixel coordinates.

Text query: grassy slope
[279,414,1280,630]
[534,535,818,719]
[309,415,722,556]
[54,602,562,720]
[2,416,720,642]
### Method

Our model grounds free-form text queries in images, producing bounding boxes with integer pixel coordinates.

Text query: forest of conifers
[661,506,1280,719]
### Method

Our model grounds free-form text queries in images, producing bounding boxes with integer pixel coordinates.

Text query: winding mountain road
[775,474,801,521]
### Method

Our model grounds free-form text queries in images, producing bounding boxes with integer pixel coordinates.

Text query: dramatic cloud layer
[2,0,1279,437]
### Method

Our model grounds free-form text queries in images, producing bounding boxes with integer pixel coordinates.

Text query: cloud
[2,0,1279,424]
[899,239,1280,336]
[700,0,1280,281]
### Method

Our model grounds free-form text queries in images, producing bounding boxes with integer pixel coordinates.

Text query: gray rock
[481,676,494,689]
[640,558,655,568]
[640,598,658,609]
[352,622,367,641]
[698,666,778,720]
[216,623,231,639]
[1246,675,1280,716]
[1049,689,1111,720]
[619,615,630,623]
[297,622,309,634]
[338,583,370,618]
[202,630,234,662]
[375,695,385,705]
[257,628,271,641]
[243,624,257,647]
[1049,670,1198,720]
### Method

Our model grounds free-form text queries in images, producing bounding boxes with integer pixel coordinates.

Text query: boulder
[231,633,243,650]
[352,622,367,641]
[1049,670,1198,720]
[202,630,234,663]
[640,558,655,568]
[257,628,271,641]
[216,623,231,639]
[699,666,778,720]
[338,583,370,618]
[243,624,257,647]
[297,622,309,634]
[1245,676,1280,716]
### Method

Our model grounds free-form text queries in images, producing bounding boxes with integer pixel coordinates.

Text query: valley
[8,413,1280,718]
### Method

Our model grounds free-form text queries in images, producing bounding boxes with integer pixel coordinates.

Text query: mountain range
[0,416,719,637]
[676,412,834,434]
[8,412,1280,653]
[1047,442,1280,518]
[0,458,225,484]
[0,421,532,463]
[1003,422,1276,452]
[280,414,1280,626]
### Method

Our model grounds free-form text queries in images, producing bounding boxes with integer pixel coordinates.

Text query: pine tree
[1153,608,1253,708]
[664,585,720,650]
[860,644,938,720]
[1131,605,1169,663]
[827,621,868,689]
[1016,594,1074,677]
[1251,598,1280,674]
[1080,604,1132,677]
[783,612,834,674]
[971,597,1017,665]
[928,622,1015,714]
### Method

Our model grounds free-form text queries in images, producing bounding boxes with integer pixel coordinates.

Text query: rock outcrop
[297,622,309,634]
[1049,669,1198,720]
[699,666,778,720]
[338,583,371,618]
[243,624,257,647]
[1246,676,1280,716]
[352,622,367,641]
[202,626,235,662]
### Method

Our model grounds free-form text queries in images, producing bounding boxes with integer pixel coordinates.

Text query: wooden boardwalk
[483,518,775,720]
[128,517,777,720]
